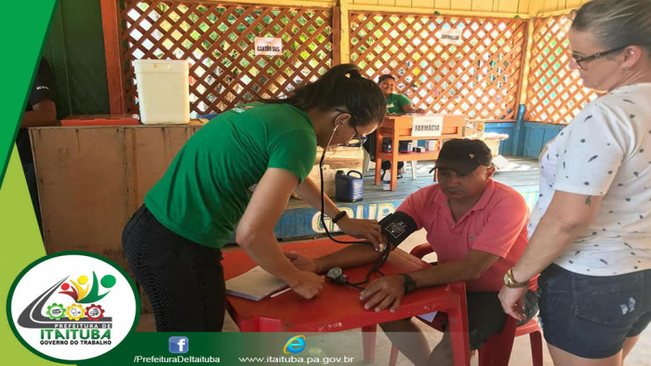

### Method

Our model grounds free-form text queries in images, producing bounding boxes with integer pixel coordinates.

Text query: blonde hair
[572,0,651,54]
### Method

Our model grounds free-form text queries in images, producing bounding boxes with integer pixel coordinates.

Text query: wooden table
[222,237,470,366]
[374,114,466,191]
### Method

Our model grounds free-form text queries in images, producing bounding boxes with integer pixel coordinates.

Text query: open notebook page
[225,266,288,301]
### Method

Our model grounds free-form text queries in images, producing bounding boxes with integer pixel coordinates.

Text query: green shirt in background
[386,93,412,114]
[145,103,317,248]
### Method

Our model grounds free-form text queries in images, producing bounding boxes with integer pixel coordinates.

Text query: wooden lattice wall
[112,0,334,115]
[525,14,598,124]
[349,12,527,121]
[102,1,596,125]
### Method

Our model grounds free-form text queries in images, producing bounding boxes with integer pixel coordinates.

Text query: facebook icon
[169,336,189,354]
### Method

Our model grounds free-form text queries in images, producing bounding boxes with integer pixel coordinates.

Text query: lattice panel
[118,1,333,115]
[525,15,598,124]
[349,13,526,120]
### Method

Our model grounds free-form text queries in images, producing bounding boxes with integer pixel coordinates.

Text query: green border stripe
[0,1,61,365]
[0,0,58,189]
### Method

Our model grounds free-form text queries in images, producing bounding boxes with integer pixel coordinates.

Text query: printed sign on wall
[255,37,283,56]
[411,115,444,137]
[437,28,463,45]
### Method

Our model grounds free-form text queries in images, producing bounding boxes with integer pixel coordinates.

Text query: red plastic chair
[388,243,543,366]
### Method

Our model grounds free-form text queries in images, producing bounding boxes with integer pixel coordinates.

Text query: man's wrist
[313,259,324,274]
[399,273,417,294]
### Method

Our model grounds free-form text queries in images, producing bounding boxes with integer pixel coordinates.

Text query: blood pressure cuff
[379,211,417,249]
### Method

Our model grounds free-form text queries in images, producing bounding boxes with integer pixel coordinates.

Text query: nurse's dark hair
[572,0,651,55]
[262,64,386,127]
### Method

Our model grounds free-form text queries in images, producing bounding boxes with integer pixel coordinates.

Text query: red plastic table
[222,237,470,366]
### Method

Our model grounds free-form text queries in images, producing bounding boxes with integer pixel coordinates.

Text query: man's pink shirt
[397,180,530,292]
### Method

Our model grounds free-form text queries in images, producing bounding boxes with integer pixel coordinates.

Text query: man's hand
[498,285,528,321]
[289,271,325,299]
[336,216,385,251]
[285,251,319,273]
[359,275,405,312]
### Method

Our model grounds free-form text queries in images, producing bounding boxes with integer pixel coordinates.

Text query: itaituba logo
[7,252,139,362]
[33,272,114,324]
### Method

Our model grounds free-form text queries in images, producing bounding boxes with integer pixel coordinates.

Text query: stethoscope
[316,123,390,289]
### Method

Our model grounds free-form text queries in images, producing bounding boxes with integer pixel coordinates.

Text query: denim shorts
[538,263,651,359]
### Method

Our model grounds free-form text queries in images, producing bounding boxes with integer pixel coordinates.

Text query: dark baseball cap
[431,139,493,175]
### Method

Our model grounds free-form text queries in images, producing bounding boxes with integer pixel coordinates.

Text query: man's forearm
[21,100,57,128]
[408,261,482,290]
[313,245,383,273]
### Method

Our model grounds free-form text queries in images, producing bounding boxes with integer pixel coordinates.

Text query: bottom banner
[82,332,366,366]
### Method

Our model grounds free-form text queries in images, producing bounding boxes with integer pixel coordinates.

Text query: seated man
[287,139,537,366]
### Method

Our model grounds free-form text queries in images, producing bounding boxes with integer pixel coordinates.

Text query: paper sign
[438,28,463,45]
[255,37,283,56]
[411,115,444,137]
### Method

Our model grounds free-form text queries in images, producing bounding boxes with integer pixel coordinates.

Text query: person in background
[122,64,387,332]
[378,74,425,115]
[288,139,537,366]
[18,57,57,233]
[499,1,651,365]
[364,74,425,177]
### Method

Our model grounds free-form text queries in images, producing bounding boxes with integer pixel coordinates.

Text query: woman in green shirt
[122,64,387,331]
[378,74,424,114]
[365,74,425,175]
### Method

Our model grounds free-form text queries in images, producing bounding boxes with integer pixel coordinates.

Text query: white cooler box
[134,59,190,124]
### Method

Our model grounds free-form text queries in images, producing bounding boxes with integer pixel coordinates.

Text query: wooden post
[332,1,341,65]
[339,0,350,64]
[511,18,534,156]
[100,0,126,114]
[516,18,534,107]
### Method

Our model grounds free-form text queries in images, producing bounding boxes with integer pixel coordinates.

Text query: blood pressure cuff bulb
[379,211,417,249]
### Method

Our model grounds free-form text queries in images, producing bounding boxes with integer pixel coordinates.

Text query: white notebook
[226,266,288,301]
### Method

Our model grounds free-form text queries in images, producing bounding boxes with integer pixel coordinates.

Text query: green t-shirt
[145,103,317,248]
[386,93,412,114]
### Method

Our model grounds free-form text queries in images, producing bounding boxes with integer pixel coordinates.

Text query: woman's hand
[289,271,325,299]
[403,104,425,114]
[336,216,385,250]
[498,285,528,321]
[285,251,319,273]
[359,275,405,312]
